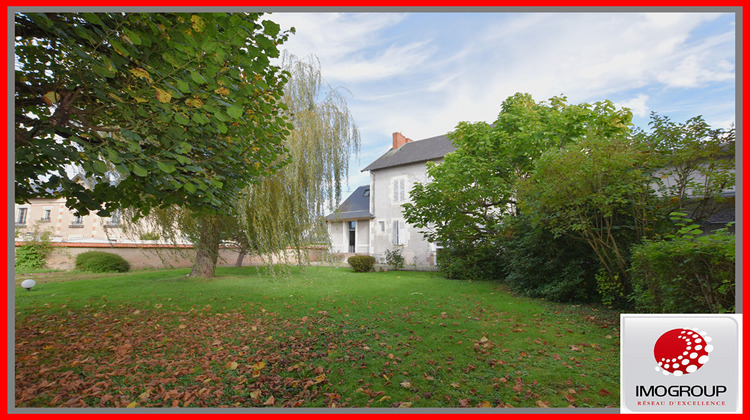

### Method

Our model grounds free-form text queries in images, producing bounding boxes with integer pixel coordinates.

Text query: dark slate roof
[324,185,373,222]
[362,134,456,172]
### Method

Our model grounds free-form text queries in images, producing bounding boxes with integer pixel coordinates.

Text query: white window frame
[16,208,28,225]
[392,220,405,246]
[42,208,52,222]
[109,209,122,226]
[392,177,407,203]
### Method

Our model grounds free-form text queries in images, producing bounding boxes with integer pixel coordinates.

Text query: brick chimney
[392,132,413,149]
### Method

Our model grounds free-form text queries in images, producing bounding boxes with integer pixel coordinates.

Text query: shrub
[139,232,160,241]
[15,225,54,273]
[384,249,405,270]
[437,241,505,281]
[631,229,735,313]
[501,216,601,303]
[347,255,376,273]
[76,251,131,273]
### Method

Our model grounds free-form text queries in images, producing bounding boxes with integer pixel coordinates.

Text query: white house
[325,132,456,268]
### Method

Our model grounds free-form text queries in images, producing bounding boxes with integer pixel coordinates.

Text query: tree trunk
[235,250,247,267]
[190,215,221,278]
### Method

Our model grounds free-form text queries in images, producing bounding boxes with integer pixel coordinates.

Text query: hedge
[631,231,735,313]
[347,255,376,273]
[75,251,131,273]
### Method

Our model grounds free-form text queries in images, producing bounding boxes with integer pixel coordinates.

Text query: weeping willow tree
[131,53,360,275]
[233,53,360,267]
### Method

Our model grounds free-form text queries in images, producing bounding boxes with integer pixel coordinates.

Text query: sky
[266,10,737,202]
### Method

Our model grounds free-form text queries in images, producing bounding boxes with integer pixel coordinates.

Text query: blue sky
[268,11,737,201]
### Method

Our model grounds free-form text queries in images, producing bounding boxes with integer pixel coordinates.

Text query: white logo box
[620,314,742,414]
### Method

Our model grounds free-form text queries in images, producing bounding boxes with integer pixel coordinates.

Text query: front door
[348,221,356,253]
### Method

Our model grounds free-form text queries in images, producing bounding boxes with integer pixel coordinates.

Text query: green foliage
[520,129,652,305]
[234,53,360,266]
[75,251,131,273]
[142,53,360,277]
[347,255,376,273]
[404,93,634,247]
[500,215,600,303]
[138,232,160,241]
[595,269,627,308]
[436,242,505,281]
[644,114,735,224]
[384,248,405,270]
[16,12,294,218]
[630,215,735,313]
[15,225,54,273]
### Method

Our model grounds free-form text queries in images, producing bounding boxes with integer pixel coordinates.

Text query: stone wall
[15,242,326,271]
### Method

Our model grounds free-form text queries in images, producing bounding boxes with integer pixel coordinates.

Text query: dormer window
[363,188,370,197]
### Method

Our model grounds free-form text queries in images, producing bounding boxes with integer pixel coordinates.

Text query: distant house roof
[362,134,456,172]
[324,185,374,222]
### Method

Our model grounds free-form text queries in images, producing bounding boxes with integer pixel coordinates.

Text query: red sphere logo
[654,328,713,376]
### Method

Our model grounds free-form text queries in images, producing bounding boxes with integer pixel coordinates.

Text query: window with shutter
[16,208,28,225]
[393,178,407,203]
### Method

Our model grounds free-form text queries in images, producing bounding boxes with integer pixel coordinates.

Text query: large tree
[142,53,360,276]
[15,12,293,218]
[234,53,360,267]
[518,113,734,306]
[402,93,633,248]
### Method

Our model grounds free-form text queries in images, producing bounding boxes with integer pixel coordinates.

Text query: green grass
[14,266,621,409]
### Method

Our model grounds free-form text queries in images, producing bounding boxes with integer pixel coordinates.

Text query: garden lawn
[14,266,620,409]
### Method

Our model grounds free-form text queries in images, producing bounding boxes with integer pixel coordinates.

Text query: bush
[437,241,505,281]
[384,249,405,270]
[501,216,601,303]
[15,226,54,273]
[631,229,735,314]
[75,251,131,273]
[347,255,376,273]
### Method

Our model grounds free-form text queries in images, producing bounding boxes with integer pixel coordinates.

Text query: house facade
[14,197,126,243]
[325,132,456,268]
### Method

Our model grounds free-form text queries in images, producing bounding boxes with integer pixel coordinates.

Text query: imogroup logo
[653,328,713,376]
[621,315,741,414]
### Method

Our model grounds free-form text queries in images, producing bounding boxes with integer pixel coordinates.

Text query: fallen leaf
[126,401,137,408]
[598,388,612,396]
[226,361,238,370]
[263,396,275,406]
[398,402,412,408]
[478,401,492,407]
[400,380,412,389]
[249,390,262,399]
[536,400,550,408]
[450,382,461,388]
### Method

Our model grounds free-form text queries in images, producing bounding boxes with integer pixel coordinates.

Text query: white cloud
[270,12,432,83]
[616,94,650,117]
[264,12,735,200]
[323,40,434,83]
